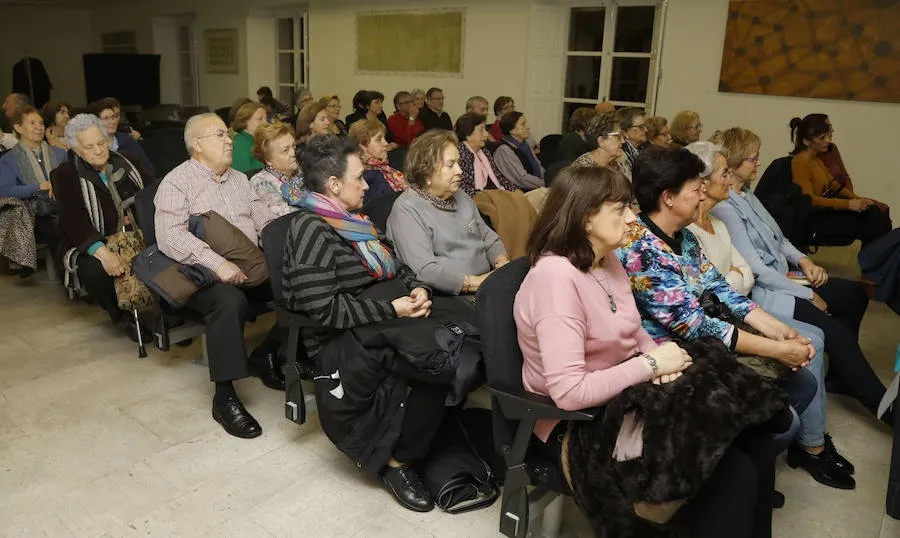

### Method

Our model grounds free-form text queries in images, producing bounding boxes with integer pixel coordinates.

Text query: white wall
[656,0,900,212]
[307,0,530,123]
[0,6,93,106]
[152,17,182,105]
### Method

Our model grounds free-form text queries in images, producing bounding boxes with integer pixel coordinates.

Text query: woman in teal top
[230,102,268,173]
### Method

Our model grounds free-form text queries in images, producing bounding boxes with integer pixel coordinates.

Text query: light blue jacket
[710,188,813,318]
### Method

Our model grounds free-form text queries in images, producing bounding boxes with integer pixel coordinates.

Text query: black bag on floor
[420,408,500,514]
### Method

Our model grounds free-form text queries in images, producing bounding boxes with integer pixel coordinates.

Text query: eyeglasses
[744,154,760,164]
[100,113,120,121]
[689,123,703,130]
[429,97,445,102]
[195,129,229,141]
[605,131,624,140]
[630,124,648,131]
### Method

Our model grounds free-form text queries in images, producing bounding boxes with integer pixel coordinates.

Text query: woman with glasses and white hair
[684,142,846,492]
[50,113,151,341]
[571,112,623,170]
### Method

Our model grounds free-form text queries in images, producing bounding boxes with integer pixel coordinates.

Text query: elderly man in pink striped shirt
[154,113,279,439]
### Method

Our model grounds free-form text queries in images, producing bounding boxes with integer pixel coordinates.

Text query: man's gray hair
[685,141,725,179]
[465,95,488,112]
[184,112,221,154]
[65,113,104,150]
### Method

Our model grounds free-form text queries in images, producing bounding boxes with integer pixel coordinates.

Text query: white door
[523,3,568,140]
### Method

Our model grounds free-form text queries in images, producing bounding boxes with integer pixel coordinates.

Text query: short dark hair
[615,107,645,131]
[256,86,273,98]
[298,135,359,194]
[426,87,443,99]
[89,97,121,116]
[351,90,384,114]
[493,96,514,117]
[393,91,411,108]
[11,105,40,137]
[499,111,524,136]
[567,107,596,133]
[41,101,70,128]
[527,166,634,271]
[583,112,618,150]
[454,112,487,141]
[789,113,830,155]
[632,147,706,213]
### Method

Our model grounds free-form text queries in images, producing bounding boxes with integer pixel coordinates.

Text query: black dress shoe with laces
[382,465,434,512]
[212,394,262,439]
[249,349,285,391]
[787,443,855,490]
[823,434,854,474]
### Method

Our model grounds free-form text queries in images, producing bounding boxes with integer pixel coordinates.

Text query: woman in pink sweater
[514,165,776,538]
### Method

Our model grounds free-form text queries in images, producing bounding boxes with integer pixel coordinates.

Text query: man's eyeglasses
[195,130,229,141]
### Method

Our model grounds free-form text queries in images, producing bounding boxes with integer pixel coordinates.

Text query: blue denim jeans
[776,315,827,448]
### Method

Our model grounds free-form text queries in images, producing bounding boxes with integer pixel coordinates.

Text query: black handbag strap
[437,413,500,514]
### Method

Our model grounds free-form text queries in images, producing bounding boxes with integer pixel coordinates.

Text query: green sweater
[231,130,263,173]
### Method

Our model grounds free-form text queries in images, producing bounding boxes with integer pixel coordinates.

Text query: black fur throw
[567,338,792,538]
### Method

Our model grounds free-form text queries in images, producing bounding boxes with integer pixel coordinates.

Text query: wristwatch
[643,353,658,380]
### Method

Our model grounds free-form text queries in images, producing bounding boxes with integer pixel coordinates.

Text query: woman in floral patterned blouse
[249,122,303,217]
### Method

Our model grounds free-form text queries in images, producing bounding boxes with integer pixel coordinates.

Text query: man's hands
[215,261,248,286]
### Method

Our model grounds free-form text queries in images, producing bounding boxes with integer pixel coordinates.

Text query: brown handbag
[105,176,154,312]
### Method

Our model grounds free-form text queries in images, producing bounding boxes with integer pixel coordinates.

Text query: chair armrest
[489,383,601,422]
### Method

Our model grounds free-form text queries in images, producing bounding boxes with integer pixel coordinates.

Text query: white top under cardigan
[687,214,755,296]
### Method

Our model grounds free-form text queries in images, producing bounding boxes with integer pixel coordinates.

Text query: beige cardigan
[687,215,755,295]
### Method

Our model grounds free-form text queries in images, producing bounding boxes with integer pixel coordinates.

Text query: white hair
[685,141,725,178]
[65,113,105,150]
[183,112,222,155]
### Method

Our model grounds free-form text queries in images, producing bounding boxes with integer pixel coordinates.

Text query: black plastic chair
[260,212,322,425]
[539,134,563,168]
[387,146,408,173]
[475,258,600,537]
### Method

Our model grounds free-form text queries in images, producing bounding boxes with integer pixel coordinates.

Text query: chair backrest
[475,257,531,453]
[539,134,563,168]
[140,127,189,177]
[261,211,303,307]
[387,146,408,173]
[133,178,162,245]
[544,160,568,187]
[363,190,403,233]
[754,155,793,202]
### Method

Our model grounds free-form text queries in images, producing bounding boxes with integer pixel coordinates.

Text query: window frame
[562,0,665,116]
[274,11,309,103]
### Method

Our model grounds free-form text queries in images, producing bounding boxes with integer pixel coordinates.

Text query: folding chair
[475,258,601,538]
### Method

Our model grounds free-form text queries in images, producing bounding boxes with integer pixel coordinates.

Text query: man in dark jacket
[418,87,452,132]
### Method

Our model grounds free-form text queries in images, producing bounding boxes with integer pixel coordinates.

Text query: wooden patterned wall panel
[719,0,900,103]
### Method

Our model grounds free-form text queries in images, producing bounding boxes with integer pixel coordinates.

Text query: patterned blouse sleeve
[618,239,732,343]
[251,174,293,217]
[691,235,758,320]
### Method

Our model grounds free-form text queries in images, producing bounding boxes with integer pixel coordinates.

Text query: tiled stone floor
[1,244,898,537]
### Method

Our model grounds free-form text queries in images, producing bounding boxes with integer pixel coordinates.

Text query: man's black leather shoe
[212,394,262,439]
[787,443,855,490]
[382,466,434,512]
[250,349,285,391]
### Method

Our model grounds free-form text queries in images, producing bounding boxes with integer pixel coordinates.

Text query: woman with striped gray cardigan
[281,135,446,514]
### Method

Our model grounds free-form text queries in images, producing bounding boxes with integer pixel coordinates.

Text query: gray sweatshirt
[386,189,507,295]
